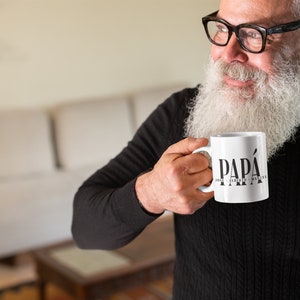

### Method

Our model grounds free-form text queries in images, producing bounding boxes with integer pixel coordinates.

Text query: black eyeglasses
[202,11,300,53]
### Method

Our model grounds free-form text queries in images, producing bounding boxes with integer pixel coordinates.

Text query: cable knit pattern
[72,87,300,299]
[173,136,300,300]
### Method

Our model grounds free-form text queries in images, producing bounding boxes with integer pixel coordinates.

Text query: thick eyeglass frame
[202,11,300,53]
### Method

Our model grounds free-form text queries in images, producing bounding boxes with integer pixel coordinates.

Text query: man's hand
[135,137,213,215]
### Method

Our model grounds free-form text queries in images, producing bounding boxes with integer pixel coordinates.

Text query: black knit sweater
[72,87,300,299]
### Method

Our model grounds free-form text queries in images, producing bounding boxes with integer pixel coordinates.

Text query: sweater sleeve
[71,87,196,250]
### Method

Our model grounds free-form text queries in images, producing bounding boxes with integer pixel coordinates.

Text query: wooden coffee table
[33,215,175,300]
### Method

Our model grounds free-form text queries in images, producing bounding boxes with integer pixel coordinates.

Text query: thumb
[166,137,209,156]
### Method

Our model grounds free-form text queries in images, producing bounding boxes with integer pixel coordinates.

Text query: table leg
[75,286,88,300]
[36,279,46,300]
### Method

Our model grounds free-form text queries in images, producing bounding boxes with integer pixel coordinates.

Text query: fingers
[162,138,210,175]
[168,165,212,192]
[173,151,210,175]
[169,184,214,215]
[165,137,209,156]
[135,137,214,215]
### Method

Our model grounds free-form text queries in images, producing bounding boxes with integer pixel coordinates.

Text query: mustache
[215,59,268,82]
[186,56,300,159]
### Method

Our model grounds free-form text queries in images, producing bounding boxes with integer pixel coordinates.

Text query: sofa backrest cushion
[131,83,187,129]
[53,97,134,170]
[0,109,55,179]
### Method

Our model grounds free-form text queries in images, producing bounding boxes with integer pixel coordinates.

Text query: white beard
[185,56,300,159]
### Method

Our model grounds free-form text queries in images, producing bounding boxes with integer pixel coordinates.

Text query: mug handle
[192,146,214,193]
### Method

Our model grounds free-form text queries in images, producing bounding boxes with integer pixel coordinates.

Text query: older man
[72,0,300,298]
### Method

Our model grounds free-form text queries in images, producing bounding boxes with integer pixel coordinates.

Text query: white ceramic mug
[193,132,269,203]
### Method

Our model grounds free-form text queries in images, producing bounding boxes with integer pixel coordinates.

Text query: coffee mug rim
[211,131,265,138]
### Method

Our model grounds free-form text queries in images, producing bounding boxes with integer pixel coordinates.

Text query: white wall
[0,0,219,110]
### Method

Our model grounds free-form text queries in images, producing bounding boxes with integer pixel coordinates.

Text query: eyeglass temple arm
[267,20,300,35]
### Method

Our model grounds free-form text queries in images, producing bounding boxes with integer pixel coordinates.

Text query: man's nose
[221,34,248,63]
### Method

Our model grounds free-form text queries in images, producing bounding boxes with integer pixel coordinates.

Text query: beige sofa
[0,83,186,258]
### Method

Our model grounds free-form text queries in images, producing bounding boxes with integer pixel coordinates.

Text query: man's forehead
[219,0,294,24]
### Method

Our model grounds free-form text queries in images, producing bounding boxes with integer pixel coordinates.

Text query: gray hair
[291,0,300,18]
[289,0,300,51]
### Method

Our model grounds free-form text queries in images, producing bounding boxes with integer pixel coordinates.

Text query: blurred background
[0,0,219,297]
[0,0,218,110]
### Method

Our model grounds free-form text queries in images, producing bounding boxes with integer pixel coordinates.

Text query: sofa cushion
[131,83,187,129]
[0,109,55,179]
[0,166,95,257]
[53,97,134,170]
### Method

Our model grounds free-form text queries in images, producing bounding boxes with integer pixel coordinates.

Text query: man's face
[185,0,300,159]
[211,0,298,91]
